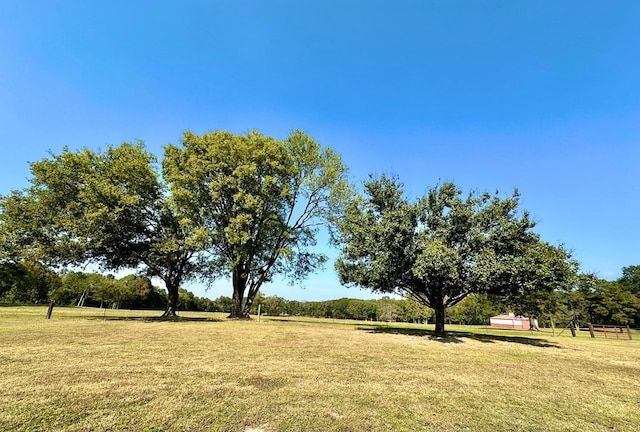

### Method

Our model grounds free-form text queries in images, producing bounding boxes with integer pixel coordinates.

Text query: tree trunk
[242,292,256,317]
[77,289,89,307]
[434,303,446,335]
[229,266,249,319]
[162,282,179,318]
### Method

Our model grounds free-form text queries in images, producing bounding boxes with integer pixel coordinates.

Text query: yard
[1,306,638,432]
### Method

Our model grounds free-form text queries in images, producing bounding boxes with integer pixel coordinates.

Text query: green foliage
[177,288,223,312]
[507,269,640,329]
[213,295,233,313]
[163,129,351,317]
[3,131,635,330]
[119,275,166,310]
[47,272,167,310]
[249,295,433,323]
[0,142,208,316]
[335,174,577,334]
[447,294,502,325]
[0,143,161,266]
[495,241,579,318]
[0,261,60,303]
[580,277,640,326]
[0,262,24,299]
[620,265,640,295]
[49,272,103,306]
[261,295,288,316]
[346,299,379,321]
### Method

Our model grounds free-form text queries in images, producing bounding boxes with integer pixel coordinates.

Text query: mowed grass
[1,306,639,432]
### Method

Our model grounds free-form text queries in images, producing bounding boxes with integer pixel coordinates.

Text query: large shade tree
[335,175,577,335]
[0,142,207,316]
[163,129,350,318]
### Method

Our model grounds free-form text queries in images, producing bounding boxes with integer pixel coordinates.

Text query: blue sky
[1,1,639,301]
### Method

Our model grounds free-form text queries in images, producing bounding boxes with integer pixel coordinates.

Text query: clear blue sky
[1,1,638,301]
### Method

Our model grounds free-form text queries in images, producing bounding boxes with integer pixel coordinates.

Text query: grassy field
[1,306,639,432]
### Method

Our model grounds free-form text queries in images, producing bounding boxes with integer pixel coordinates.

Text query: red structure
[489,313,532,330]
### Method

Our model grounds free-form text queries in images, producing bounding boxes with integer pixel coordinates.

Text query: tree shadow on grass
[269,318,355,326]
[357,326,562,348]
[87,315,224,323]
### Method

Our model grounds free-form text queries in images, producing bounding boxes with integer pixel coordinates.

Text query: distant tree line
[248,271,640,328]
[2,264,639,327]
[248,294,434,323]
[0,265,219,312]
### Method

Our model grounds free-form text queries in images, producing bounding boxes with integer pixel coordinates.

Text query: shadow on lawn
[358,326,561,348]
[87,315,224,323]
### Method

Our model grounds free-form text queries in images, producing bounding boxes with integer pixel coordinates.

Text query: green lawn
[1,306,638,432]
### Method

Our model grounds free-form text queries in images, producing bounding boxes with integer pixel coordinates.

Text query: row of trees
[249,294,434,323]
[0,264,216,311]
[51,273,167,310]
[2,263,639,327]
[0,130,349,319]
[445,270,640,328]
[0,261,60,304]
[253,268,640,328]
[0,128,602,334]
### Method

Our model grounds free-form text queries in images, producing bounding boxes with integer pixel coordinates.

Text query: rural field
[1,306,638,432]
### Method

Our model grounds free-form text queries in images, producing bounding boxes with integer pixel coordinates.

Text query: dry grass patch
[1,306,639,431]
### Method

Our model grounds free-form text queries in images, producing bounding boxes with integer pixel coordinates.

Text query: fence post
[588,324,595,338]
[627,325,633,341]
[46,301,55,319]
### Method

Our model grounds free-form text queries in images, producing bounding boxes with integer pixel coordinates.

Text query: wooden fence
[588,324,632,340]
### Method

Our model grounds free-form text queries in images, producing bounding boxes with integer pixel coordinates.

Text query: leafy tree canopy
[620,265,640,294]
[335,174,578,334]
[163,129,351,317]
[0,261,60,303]
[0,142,207,316]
